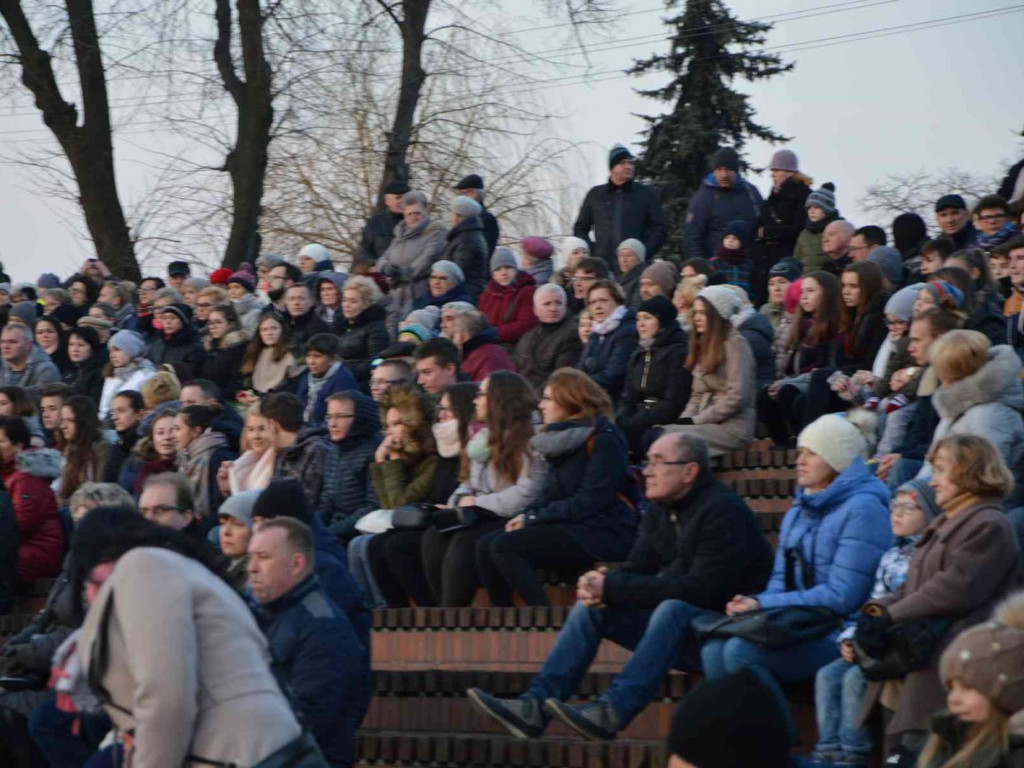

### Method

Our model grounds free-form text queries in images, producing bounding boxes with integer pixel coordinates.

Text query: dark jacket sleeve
[643,188,667,259]
[618,347,692,434]
[898,395,939,461]
[349,324,390,383]
[572,188,596,249]
[589,330,637,400]
[681,187,712,259]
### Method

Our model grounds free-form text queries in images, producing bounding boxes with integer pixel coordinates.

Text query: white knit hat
[697,285,743,321]
[797,414,868,473]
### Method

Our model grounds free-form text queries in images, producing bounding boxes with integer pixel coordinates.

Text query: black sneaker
[467,688,546,739]
[543,698,620,741]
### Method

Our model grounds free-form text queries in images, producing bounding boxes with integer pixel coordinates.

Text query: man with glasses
[973,194,1019,253]
[370,359,414,402]
[570,256,610,315]
[138,472,199,535]
[468,433,773,742]
[265,262,302,313]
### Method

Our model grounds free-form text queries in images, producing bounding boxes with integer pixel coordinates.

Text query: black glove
[0,643,37,676]
[380,263,402,281]
[855,607,892,658]
[676,417,694,426]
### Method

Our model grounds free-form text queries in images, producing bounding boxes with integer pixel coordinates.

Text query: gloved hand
[380,263,403,281]
[855,605,893,659]
[0,643,37,676]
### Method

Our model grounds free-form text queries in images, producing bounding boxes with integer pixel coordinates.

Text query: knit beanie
[562,237,590,259]
[806,183,837,215]
[490,247,519,273]
[10,301,37,325]
[617,238,647,263]
[769,149,799,173]
[37,273,61,289]
[430,260,465,285]
[168,260,190,277]
[894,478,940,522]
[108,329,146,359]
[724,220,750,247]
[637,296,677,329]
[398,325,433,344]
[227,270,256,293]
[939,592,1024,715]
[769,258,802,283]
[217,489,260,530]
[668,668,790,768]
[451,196,482,219]
[520,236,554,261]
[785,278,803,314]
[608,143,634,170]
[710,146,740,172]
[404,306,441,332]
[922,280,965,311]
[77,315,113,334]
[210,268,233,285]
[253,477,311,526]
[298,243,329,263]
[797,414,868,474]
[697,285,742,321]
[0,284,9,297]
[160,302,192,325]
[884,284,921,323]
[641,261,679,298]
[867,246,903,285]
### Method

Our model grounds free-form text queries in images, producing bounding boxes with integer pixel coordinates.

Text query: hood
[27,344,54,370]
[164,322,200,346]
[702,172,749,190]
[794,457,889,513]
[448,216,483,238]
[335,389,381,445]
[652,322,687,349]
[486,271,536,295]
[210,329,250,350]
[231,292,261,315]
[739,309,774,344]
[15,448,63,480]
[281,427,330,458]
[932,345,1024,420]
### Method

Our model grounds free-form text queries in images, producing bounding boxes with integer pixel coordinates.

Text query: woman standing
[755,150,812,271]
[66,327,108,409]
[149,303,204,380]
[56,395,108,506]
[174,404,235,522]
[576,280,638,403]
[334,277,390,391]
[198,304,250,400]
[240,314,299,398]
[99,330,156,422]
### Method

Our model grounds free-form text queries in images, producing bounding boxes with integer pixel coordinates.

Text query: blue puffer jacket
[757,458,892,624]
[681,173,764,260]
[576,309,637,403]
[326,391,381,542]
[295,363,359,428]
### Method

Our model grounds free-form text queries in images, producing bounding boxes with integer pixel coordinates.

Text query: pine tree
[631,0,793,251]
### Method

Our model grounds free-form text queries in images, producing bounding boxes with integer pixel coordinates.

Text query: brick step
[715,447,798,470]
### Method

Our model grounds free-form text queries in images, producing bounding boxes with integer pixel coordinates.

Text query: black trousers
[368,530,436,608]
[757,384,804,446]
[420,519,506,607]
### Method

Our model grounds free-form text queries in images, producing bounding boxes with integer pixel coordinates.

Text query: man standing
[452,174,499,254]
[0,324,60,401]
[249,518,371,768]
[265,262,302,314]
[681,146,763,261]
[468,433,773,741]
[359,181,408,266]
[167,261,190,289]
[934,194,978,250]
[574,144,666,273]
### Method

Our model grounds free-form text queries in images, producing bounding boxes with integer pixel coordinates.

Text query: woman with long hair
[56,395,107,505]
[476,368,637,607]
[198,303,250,399]
[216,402,276,499]
[65,326,108,409]
[239,313,299,400]
[34,315,72,379]
[174,404,235,522]
[662,286,757,456]
[125,407,178,496]
[932,265,1006,346]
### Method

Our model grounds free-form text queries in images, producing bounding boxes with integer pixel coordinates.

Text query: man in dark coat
[442,196,490,301]
[282,284,331,357]
[681,146,763,261]
[358,180,408,265]
[453,174,499,255]
[467,432,774,741]
[934,194,978,250]
[249,518,371,768]
[573,144,667,274]
[513,284,582,390]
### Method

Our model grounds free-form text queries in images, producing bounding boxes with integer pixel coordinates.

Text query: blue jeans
[701,634,840,741]
[815,657,872,757]
[348,534,385,608]
[28,696,111,768]
[886,458,923,492]
[525,600,708,726]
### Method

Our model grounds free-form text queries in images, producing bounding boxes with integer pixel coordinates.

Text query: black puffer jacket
[147,323,205,379]
[198,330,249,399]
[69,349,109,410]
[283,307,331,358]
[441,216,489,302]
[513,317,583,391]
[326,391,382,542]
[754,175,811,268]
[736,310,776,388]
[333,303,390,388]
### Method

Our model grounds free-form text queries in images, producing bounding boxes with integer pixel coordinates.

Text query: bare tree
[860,168,1001,223]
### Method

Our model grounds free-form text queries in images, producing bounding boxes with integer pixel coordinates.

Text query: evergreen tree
[631,0,793,251]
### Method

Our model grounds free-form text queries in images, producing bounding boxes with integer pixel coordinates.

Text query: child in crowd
[760,258,802,330]
[810,478,939,768]
[793,182,840,271]
[709,221,755,296]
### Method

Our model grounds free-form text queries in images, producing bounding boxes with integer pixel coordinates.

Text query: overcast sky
[1,0,1022,282]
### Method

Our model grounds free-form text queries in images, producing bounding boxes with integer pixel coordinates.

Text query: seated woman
[322,390,383,541]
[104,390,144,484]
[56,395,108,506]
[661,286,756,457]
[198,303,250,400]
[99,330,156,422]
[0,416,63,580]
[239,313,300,400]
[857,435,1022,759]
[413,372,546,607]
[932,265,1005,346]
[413,260,471,311]
[123,407,179,495]
[0,386,44,444]
[576,280,637,403]
[478,248,538,346]
[477,368,638,607]
[216,402,276,500]
[66,326,108,409]
[672,274,707,335]
[701,413,892,741]
[617,296,691,461]
[334,276,390,392]
[149,303,204,380]
[316,272,347,325]
[34,315,72,380]
[174,404,236,523]
[513,284,583,392]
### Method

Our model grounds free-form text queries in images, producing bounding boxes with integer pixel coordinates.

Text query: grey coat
[449,430,547,518]
[0,344,60,401]
[376,217,448,335]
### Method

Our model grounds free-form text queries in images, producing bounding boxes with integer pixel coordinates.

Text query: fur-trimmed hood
[15,448,63,480]
[932,345,1024,421]
[206,328,250,351]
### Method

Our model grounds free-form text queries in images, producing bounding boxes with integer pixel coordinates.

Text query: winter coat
[103,427,140,484]
[178,431,234,519]
[230,292,264,334]
[755,175,812,267]
[306,514,370,643]
[480,207,500,255]
[78,548,303,768]
[757,457,892,629]
[68,349,108,410]
[792,212,842,272]
[0,491,19,615]
[274,428,346,522]
[281,307,331,358]
[735,308,776,388]
[2,449,63,581]
[358,208,403,264]
[198,330,249,399]
[449,429,547,517]
[681,173,763,260]
[460,328,515,383]
[835,293,889,373]
[513,316,583,391]
[968,292,1010,347]
[603,474,773,610]
[376,216,448,334]
[523,417,638,560]
[332,303,390,388]
[576,309,638,402]
[0,344,61,400]
[921,711,1024,768]
[254,574,371,768]
[411,281,472,311]
[478,272,538,345]
[325,427,381,541]
[616,262,646,309]
[573,178,667,271]
[132,456,176,496]
[98,358,156,421]
[371,453,439,509]
[868,500,1022,736]
[617,323,691,456]
[294,363,359,428]
[147,323,205,379]
[441,216,489,302]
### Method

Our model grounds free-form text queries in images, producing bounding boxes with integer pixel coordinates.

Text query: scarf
[229,447,277,494]
[804,211,839,235]
[252,347,296,393]
[304,362,340,421]
[713,245,748,265]
[178,430,228,519]
[590,305,627,337]
[977,222,1019,251]
[432,419,463,458]
[114,357,155,383]
[529,422,593,459]
[638,336,655,350]
[466,428,491,463]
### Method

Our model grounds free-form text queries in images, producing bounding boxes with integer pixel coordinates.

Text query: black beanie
[253,477,312,526]
[667,669,790,768]
[160,302,193,325]
[710,146,740,172]
[636,295,677,329]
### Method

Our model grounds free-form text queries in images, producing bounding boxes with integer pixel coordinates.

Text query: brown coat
[865,500,1022,737]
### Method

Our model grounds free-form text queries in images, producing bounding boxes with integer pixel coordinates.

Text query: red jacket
[2,449,63,581]
[478,272,537,344]
[461,329,515,383]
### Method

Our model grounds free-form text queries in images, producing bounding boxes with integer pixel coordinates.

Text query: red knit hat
[210,268,233,285]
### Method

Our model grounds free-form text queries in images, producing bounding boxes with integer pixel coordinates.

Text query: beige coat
[78,548,301,768]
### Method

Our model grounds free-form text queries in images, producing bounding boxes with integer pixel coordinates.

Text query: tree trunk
[378,0,430,207]
[0,0,140,281]
[214,0,273,271]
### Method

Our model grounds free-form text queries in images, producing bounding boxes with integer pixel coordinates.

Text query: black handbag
[853,617,952,681]
[391,503,436,530]
[692,606,844,649]
[191,731,328,768]
[433,505,498,534]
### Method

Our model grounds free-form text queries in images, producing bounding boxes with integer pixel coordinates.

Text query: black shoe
[543,698,620,741]
[466,688,546,739]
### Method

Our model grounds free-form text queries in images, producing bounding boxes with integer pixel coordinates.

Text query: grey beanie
[617,238,647,263]
[490,247,519,272]
[697,285,742,321]
[451,195,482,219]
[884,284,920,322]
[442,301,475,315]
[0,283,10,296]
[218,489,261,530]
[9,301,37,325]
[769,149,799,173]
[108,329,146,359]
[404,306,441,332]
[806,183,837,215]
[430,260,465,285]
[37,273,61,289]
[895,478,940,521]
[867,246,904,285]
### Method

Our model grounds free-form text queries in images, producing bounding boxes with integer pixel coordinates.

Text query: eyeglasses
[327,413,355,421]
[977,213,1007,222]
[197,302,214,308]
[890,503,922,516]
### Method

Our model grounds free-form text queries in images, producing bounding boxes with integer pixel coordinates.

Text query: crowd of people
[0,149,1021,766]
